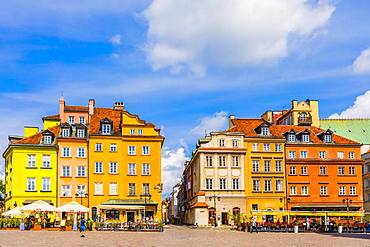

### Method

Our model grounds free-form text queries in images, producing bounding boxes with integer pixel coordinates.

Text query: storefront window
[106,210,120,220]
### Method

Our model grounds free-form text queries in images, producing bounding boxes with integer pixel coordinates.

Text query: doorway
[127,211,135,222]
[221,212,228,225]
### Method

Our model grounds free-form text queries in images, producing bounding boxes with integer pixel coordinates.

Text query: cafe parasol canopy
[1,207,29,218]
[56,201,89,213]
[21,200,56,212]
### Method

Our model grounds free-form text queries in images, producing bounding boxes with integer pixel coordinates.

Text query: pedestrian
[250,217,258,233]
[80,217,86,237]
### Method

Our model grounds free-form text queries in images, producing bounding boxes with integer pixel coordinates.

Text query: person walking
[79,217,86,237]
[250,217,258,233]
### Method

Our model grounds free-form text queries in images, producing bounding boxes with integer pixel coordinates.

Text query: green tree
[0,179,5,200]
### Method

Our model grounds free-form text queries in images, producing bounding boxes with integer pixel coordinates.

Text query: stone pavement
[0,225,369,247]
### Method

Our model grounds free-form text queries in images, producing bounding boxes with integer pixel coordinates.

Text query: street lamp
[209,191,220,227]
[342,198,352,233]
[75,191,88,205]
[140,194,152,222]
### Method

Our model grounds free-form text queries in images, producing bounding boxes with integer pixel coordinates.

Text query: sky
[0,0,370,196]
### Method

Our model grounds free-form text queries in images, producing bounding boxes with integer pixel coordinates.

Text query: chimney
[89,99,95,115]
[228,115,235,128]
[113,102,125,111]
[59,96,65,117]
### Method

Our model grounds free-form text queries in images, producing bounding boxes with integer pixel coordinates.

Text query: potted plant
[337,222,343,233]
[293,221,299,233]
[65,220,73,231]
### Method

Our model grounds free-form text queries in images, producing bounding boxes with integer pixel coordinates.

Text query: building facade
[184,132,247,226]
[363,150,370,212]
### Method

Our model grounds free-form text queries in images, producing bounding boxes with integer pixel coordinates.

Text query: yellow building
[227,117,287,222]
[88,102,164,222]
[3,126,59,209]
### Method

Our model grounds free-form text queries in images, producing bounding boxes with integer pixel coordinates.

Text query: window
[219,139,225,147]
[77,185,86,194]
[42,155,51,168]
[348,152,355,159]
[339,186,346,195]
[95,162,103,174]
[42,177,50,191]
[301,186,309,195]
[301,166,308,175]
[69,116,74,124]
[102,124,111,135]
[288,151,296,159]
[232,156,239,167]
[288,134,296,142]
[264,180,271,192]
[129,183,136,195]
[275,160,282,172]
[109,162,118,174]
[349,186,356,195]
[253,180,260,192]
[232,178,240,190]
[324,134,332,143]
[128,146,136,155]
[77,166,86,177]
[206,179,213,190]
[289,166,296,175]
[62,185,71,197]
[206,156,213,167]
[302,134,310,143]
[263,144,270,152]
[27,178,36,191]
[319,166,327,175]
[338,166,345,175]
[62,147,71,157]
[232,139,239,148]
[252,204,258,211]
[142,163,150,175]
[77,129,85,138]
[138,129,143,135]
[300,151,307,158]
[261,127,269,136]
[264,160,271,172]
[62,128,70,137]
[128,163,136,175]
[290,186,297,195]
[108,143,117,152]
[337,151,344,159]
[252,143,259,151]
[349,166,355,175]
[62,166,71,177]
[319,151,326,159]
[142,146,150,155]
[252,160,260,172]
[276,180,283,192]
[109,183,118,195]
[94,183,103,195]
[44,135,52,144]
[77,147,86,158]
[95,143,102,152]
[143,183,150,195]
[79,116,85,124]
[275,144,282,152]
[219,156,226,167]
[130,129,135,135]
[27,154,36,167]
[219,178,227,190]
[320,186,328,195]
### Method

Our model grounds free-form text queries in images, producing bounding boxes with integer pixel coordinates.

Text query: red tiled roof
[14,125,60,145]
[64,105,88,112]
[228,118,359,144]
[42,114,60,120]
[190,202,208,208]
[89,108,122,135]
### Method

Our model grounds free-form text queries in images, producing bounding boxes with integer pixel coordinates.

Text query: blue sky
[1,0,370,195]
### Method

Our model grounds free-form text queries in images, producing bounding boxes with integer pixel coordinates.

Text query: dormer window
[102,124,111,135]
[62,128,70,137]
[77,129,85,138]
[324,134,332,143]
[288,134,296,142]
[44,135,52,144]
[261,127,270,136]
[302,134,310,143]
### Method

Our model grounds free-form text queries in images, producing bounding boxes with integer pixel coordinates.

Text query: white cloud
[143,0,335,75]
[189,111,228,138]
[329,91,370,118]
[161,147,188,196]
[110,34,121,45]
[353,47,370,74]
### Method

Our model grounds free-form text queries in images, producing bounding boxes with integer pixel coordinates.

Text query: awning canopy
[21,200,56,212]
[101,199,158,206]
[2,207,29,218]
[98,205,145,210]
[56,201,89,213]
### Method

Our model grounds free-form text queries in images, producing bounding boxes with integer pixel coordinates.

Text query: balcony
[298,116,312,126]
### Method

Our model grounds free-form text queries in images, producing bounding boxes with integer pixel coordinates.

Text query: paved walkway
[0,225,368,247]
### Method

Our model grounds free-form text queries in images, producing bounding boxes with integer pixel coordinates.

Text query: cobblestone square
[0,225,369,247]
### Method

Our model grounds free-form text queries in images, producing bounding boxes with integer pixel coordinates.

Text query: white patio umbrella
[56,201,89,213]
[21,200,56,212]
[2,207,28,218]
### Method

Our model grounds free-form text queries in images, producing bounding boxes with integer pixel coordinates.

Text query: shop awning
[100,199,158,206]
[98,205,145,210]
